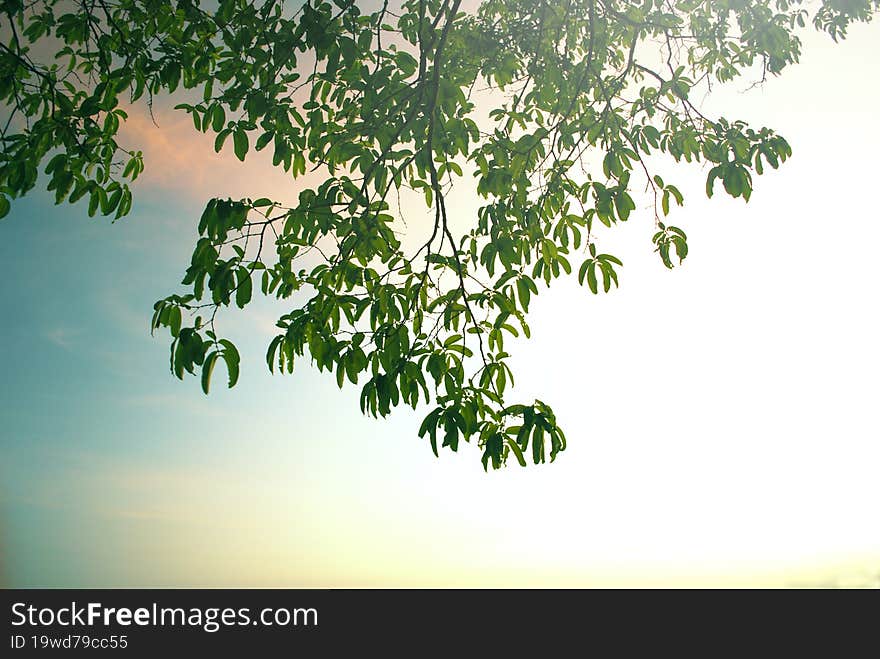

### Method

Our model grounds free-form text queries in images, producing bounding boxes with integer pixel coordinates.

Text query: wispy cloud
[45,326,79,349]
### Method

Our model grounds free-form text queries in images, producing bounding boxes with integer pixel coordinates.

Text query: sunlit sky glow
[1,18,878,588]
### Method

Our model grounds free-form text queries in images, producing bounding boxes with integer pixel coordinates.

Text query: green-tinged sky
[1,22,879,588]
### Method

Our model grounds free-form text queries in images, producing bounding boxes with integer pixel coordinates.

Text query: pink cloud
[118,102,311,207]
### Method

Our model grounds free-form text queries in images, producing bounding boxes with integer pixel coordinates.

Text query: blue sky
[1,21,879,588]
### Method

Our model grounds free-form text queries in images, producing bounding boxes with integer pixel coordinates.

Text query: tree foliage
[1,0,877,468]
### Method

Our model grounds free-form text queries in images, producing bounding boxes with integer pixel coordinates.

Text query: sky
[1,18,879,588]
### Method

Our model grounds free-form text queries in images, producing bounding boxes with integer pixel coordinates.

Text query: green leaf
[211,104,226,132]
[219,339,240,387]
[723,166,743,197]
[706,166,723,198]
[586,262,598,294]
[233,130,249,161]
[578,259,590,286]
[235,269,252,308]
[516,277,531,311]
[168,306,182,337]
[532,425,545,464]
[214,129,231,153]
[506,437,527,467]
[201,351,218,394]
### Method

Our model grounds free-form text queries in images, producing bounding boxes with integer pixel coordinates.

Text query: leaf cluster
[3,0,877,467]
